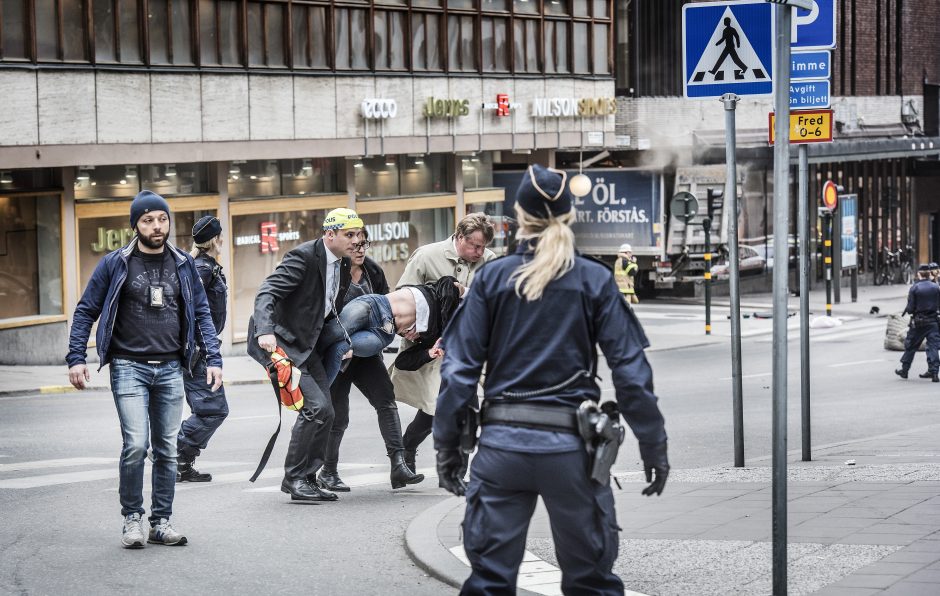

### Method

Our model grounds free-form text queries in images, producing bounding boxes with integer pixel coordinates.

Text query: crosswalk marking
[0,468,119,489]
[0,457,115,473]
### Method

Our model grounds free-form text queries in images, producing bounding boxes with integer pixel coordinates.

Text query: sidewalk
[409,423,940,596]
[0,283,909,396]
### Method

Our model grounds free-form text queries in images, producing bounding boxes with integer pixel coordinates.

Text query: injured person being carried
[319,275,461,384]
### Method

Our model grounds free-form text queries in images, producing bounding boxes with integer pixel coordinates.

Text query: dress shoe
[177,458,212,482]
[390,450,424,489]
[918,371,940,382]
[403,449,417,473]
[280,478,339,501]
[895,369,908,379]
[317,466,350,492]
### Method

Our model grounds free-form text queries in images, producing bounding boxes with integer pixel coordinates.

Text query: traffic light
[706,188,724,220]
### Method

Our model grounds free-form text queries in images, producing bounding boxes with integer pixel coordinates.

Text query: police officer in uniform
[434,165,670,595]
[897,263,940,382]
[177,215,229,481]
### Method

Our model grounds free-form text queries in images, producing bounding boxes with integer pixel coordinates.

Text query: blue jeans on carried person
[318,294,396,385]
[109,358,185,524]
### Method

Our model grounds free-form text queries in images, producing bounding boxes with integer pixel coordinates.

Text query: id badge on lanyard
[149,252,169,309]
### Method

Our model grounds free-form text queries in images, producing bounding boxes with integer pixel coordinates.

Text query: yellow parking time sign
[768,109,833,144]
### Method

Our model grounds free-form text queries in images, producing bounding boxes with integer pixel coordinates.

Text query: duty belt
[481,401,579,435]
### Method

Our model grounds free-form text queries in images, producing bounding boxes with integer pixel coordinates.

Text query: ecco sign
[361,98,398,119]
[531,97,617,118]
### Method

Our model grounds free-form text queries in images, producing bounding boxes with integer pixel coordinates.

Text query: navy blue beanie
[192,215,222,243]
[130,190,171,230]
[515,164,572,218]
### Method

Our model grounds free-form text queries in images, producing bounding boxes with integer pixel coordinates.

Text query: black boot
[896,369,908,379]
[390,450,424,489]
[918,371,940,382]
[176,456,211,483]
[317,465,350,492]
[404,449,417,473]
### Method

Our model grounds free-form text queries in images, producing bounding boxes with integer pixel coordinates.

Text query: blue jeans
[319,295,396,385]
[178,357,229,460]
[110,358,185,523]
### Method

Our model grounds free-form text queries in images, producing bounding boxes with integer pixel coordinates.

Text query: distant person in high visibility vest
[614,243,639,304]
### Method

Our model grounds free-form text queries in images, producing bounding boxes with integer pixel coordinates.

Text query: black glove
[639,441,670,497]
[436,448,468,497]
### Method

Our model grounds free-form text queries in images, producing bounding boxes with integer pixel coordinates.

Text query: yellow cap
[323,208,364,231]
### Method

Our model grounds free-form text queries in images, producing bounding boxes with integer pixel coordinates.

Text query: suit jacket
[247,238,351,367]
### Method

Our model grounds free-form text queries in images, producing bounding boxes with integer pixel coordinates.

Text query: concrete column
[61,167,78,324]
[455,154,465,225]
[346,158,357,211]
[215,162,233,355]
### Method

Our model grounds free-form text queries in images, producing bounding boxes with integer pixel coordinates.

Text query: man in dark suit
[247,208,363,501]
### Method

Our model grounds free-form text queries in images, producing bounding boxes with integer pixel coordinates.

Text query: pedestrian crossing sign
[683,0,775,99]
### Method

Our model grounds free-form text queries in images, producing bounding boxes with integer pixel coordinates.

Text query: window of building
[447,13,476,72]
[359,207,453,288]
[0,194,63,319]
[447,0,473,9]
[544,19,568,74]
[411,11,443,71]
[480,0,508,10]
[228,160,280,198]
[279,158,345,195]
[248,0,287,68]
[74,165,141,200]
[461,153,494,190]
[148,0,195,65]
[592,22,608,74]
[512,17,538,73]
[90,0,142,63]
[572,21,588,73]
[37,0,87,61]
[355,154,451,200]
[200,0,241,66]
[141,163,211,196]
[291,2,328,69]
[481,16,508,72]
[374,9,406,70]
[592,0,609,19]
[412,0,442,7]
[1,0,30,60]
[544,0,569,17]
[334,7,368,70]
[512,0,537,15]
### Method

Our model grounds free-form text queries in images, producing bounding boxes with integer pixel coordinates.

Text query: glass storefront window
[77,209,214,295]
[0,168,56,193]
[355,154,452,199]
[0,194,63,319]
[228,160,281,198]
[74,165,141,200]
[461,153,494,190]
[280,158,346,196]
[231,209,324,338]
[360,207,454,288]
[468,201,514,257]
[141,162,211,196]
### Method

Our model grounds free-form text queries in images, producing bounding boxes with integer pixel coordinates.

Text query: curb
[0,378,267,399]
[403,496,544,596]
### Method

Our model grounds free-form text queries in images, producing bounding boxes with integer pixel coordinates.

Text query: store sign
[482,94,521,116]
[235,221,301,252]
[361,98,398,119]
[531,97,618,118]
[90,226,135,253]
[365,221,412,263]
[422,97,470,118]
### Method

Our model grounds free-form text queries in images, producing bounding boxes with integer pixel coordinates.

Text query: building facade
[0,0,617,364]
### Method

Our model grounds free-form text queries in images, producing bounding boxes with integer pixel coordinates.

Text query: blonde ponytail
[511,204,577,301]
[190,239,213,259]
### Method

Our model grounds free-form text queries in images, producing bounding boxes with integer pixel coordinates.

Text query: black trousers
[282,353,334,481]
[461,445,623,595]
[325,355,404,467]
[402,410,434,453]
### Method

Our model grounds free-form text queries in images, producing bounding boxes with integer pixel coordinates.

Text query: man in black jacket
[247,208,362,501]
[320,236,424,491]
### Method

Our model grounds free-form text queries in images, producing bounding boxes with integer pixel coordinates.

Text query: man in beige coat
[391,213,497,472]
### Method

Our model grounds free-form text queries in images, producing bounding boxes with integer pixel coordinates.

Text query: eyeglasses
[353,241,372,251]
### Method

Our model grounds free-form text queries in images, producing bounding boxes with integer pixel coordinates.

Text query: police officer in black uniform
[177,215,230,481]
[896,263,940,382]
[434,165,670,595]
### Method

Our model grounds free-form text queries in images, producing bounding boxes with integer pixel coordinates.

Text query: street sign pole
[771,4,792,595]
[722,92,745,467]
[798,143,811,462]
[824,211,833,316]
[704,217,712,336]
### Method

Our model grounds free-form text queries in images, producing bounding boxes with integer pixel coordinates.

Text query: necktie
[329,261,340,313]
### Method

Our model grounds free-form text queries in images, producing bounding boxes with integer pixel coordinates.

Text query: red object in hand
[269,347,304,411]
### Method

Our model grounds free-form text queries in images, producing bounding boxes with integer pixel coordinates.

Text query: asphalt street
[0,301,934,595]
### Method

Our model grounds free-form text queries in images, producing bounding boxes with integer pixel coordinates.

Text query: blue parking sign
[791,0,836,50]
[683,1,774,99]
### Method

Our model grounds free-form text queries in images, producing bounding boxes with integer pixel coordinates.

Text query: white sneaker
[147,518,187,546]
[121,513,145,549]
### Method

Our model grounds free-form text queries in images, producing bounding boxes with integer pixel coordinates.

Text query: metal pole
[772,5,792,595]
[723,92,744,467]
[704,220,712,335]
[825,213,833,317]
[851,267,858,302]
[798,144,811,462]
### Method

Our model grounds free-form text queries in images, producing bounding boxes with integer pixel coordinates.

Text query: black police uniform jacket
[434,242,667,456]
[247,238,351,367]
[194,250,228,335]
[904,278,940,317]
